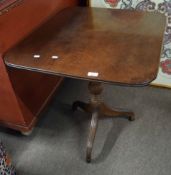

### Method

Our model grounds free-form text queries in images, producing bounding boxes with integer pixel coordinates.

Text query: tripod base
[72,82,135,163]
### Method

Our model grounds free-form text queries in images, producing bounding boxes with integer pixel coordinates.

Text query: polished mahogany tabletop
[5,7,166,86]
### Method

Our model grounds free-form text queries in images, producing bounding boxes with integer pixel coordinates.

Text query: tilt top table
[5,7,166,162]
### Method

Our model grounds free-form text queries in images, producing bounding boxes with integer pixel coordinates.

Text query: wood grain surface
[5,7,166,86]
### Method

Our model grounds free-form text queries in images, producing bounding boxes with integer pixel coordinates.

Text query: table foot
[100,103,135,121]
[72,101,93,113]
[86,109,99,163]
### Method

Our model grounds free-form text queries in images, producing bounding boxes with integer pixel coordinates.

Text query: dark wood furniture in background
[5,7,165,161]
[0,0,79,134]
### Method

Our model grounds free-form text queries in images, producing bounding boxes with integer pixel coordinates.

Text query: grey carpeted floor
[1,78,171,175]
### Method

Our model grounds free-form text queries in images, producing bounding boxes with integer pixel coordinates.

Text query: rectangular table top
[5,7,166,86]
